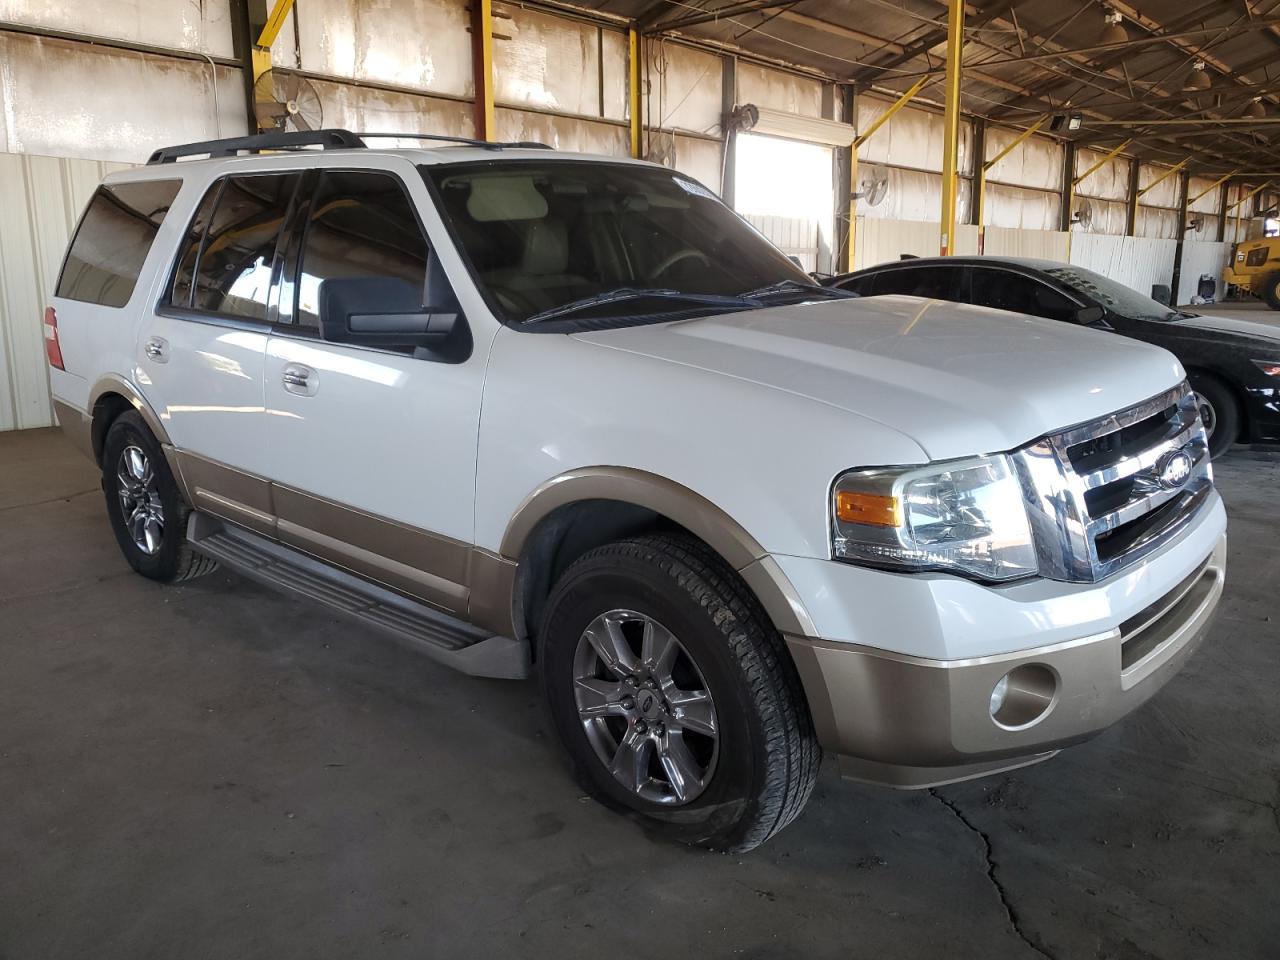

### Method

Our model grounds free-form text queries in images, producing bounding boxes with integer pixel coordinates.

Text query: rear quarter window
[57,179,181,308]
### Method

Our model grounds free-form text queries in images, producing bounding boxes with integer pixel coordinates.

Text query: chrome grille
[1011,383,1213,583]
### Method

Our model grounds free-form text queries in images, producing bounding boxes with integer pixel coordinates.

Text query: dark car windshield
[422,160,815,325]
[1042,264,1180,322]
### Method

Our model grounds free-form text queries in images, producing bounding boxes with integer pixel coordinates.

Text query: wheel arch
[499,468,819,652]
[88,375,173,465]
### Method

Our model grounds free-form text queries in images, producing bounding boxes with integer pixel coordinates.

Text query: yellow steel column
[846,76,928,272]
[938,0,964,255]
[978,117,1047,255]
[471,0,496,141]
[629,27,642,159]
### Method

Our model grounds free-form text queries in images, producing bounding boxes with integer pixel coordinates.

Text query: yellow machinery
[1223,237,1280,309]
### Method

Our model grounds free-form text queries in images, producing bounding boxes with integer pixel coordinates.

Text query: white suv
[46,129,1226,851]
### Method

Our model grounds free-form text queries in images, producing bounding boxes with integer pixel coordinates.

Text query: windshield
[1042,264,1180,321]
[422,160,815,325]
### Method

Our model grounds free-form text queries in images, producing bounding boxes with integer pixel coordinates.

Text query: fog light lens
[989,664,1057,729]
[989,675,1010,716]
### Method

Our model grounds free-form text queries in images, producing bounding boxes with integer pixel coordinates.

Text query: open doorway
[732,132,835,274]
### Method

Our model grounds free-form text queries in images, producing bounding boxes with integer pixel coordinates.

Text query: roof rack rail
[147,129,366,164]
[354,132,552,150]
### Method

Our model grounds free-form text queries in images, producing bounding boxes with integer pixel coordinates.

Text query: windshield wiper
[521,287,756,325]
[739,279,858,301]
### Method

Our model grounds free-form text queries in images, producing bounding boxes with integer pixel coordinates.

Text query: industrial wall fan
[254,69,323,132]
[856,164,890,207]
[1073,197,1095,231]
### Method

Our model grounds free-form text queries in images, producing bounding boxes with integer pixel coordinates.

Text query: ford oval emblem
[1157,450,1194,490]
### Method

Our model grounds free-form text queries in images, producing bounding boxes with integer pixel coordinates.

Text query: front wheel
[1188,373,1240,460]
[538,534,820,852]
[102,411,217,583]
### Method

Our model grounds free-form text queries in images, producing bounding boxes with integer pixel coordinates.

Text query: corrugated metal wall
[0,153,133,430]
[1068,234,1178,301]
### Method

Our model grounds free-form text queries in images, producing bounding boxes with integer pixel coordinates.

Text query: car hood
[573,295,1186,461]
[1167,311,1280,347]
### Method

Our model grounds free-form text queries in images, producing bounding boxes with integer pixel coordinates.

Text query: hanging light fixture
[1244,97,1266,119]
[1101,8,1128,46]
[1183,60,1212,93]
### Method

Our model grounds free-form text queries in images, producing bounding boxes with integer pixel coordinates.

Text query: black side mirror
[1075,305,1109,328]
[319,276,459,350]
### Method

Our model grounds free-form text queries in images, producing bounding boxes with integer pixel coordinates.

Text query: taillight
[44,306,65,370]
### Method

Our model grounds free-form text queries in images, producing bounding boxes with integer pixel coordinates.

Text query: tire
[537,533,820,852]
[1263,273,1280,311]
[101,411,218,583]
[1187,373,1240,460]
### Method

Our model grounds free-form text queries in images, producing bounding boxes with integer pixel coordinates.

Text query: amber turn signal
[834,490,901,527]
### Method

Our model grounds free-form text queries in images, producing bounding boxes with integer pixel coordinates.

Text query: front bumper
[785,533,1226,788]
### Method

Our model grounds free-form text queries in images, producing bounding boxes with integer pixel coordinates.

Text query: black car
[826,256,1280,458]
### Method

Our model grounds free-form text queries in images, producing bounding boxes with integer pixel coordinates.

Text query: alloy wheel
[116,445,164,555]
[1195,392,1217,439]
[572,609,719,805]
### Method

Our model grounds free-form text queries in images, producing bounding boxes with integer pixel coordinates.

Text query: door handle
[281,362,318,396]
[144,336,169,363]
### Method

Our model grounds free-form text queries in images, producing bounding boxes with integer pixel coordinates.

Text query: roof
[843,255,1073,275]
[590,0,1280,176]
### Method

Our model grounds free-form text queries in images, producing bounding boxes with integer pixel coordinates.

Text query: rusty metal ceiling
[582,0,1280,174]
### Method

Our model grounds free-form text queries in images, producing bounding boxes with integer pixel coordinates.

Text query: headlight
[831,454,1038,582]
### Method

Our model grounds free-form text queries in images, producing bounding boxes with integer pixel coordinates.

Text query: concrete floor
[1180,298,1280,328]
[1,429,1277,960]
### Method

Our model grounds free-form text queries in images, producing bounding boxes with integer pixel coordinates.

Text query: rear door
[138,171,303,534]
[259,162,485,615]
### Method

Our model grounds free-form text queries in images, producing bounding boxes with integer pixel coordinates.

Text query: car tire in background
[538,533,820,852]
[101,411,218,583]
[1187,373,1239,460]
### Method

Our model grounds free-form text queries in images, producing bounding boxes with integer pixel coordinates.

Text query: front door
[260,163,486,614]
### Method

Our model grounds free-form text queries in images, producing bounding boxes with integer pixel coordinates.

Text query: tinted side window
[872,266,964,301]
[192,173,301,321]
[833,274,875,295]
[170,181,222,308]
[1246,247,1268,267]
[295,170,429,329]
[971,269,1079,322]
[57,180,181,308]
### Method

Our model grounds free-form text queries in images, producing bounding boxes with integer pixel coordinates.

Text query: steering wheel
[650,248,711,279]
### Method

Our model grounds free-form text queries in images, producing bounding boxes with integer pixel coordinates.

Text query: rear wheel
[102,411,217,583]
[1263,273,1280,310]
[1188,373,1239,460]
[538,533,820,852]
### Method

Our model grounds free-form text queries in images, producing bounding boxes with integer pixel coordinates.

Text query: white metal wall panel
[0,152,132,431]
[1134,206,1178,240]
[983,227,1069,262]
[1177,241,1232,305]
[294,0,472,97]
[856,99,972,175]
[311,78,474,141]
[736,62,822,118]
[746,215,819,271]
[646,40,722,135]
[495,6,604,117]
[670,135,723,192]
[984,126,1062,191]
[1069,233,1177,300]
[0,0,233,57]
[1071,197,1127,236]
[1188,213,1221,242]
[0,33,246,161]
[853,220,977,270]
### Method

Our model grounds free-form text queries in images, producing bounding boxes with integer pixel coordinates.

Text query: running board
[187,512,529,679]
